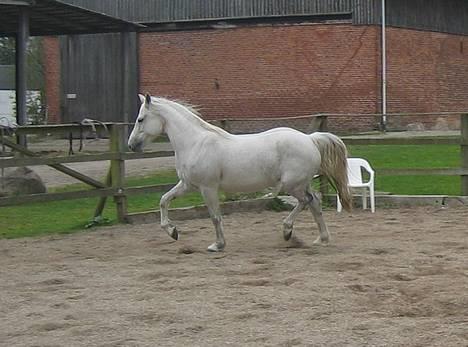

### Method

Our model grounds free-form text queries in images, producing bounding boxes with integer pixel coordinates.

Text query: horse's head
[128,93,165,152]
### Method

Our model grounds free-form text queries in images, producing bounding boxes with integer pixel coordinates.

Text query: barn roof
[0,0,144,36]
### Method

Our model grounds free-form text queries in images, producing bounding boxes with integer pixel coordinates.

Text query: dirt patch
[0,206,467,346]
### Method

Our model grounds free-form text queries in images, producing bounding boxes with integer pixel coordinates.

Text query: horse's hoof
[283,224,293,241]
[207,242,224,252]
[313,236,329,245]
[166,226,179,240]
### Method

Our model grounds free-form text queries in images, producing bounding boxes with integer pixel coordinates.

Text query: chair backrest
[347,158,373,185]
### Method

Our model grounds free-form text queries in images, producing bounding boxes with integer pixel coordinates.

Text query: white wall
[0,90,41,125]
[0,90,15,123]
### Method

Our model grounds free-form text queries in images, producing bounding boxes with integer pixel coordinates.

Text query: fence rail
[1,113,467,225]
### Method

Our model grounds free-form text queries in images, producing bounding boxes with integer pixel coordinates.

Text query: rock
[0,167,47,197]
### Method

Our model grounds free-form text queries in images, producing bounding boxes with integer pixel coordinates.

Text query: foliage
[0,37,15,65]
[2,37,47,124]
[26,92,46,125]
[266,197,291,212]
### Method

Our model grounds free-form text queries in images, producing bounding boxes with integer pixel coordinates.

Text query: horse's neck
[161,106,207,154]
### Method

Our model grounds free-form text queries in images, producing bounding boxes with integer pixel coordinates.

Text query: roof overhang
[0,0,144,36]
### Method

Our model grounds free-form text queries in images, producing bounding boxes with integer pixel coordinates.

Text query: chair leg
[362,189,367,210]
[370,185,375,213]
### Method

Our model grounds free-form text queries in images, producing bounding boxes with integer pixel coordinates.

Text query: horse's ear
[138,94,145,104]
[145,93,152,105]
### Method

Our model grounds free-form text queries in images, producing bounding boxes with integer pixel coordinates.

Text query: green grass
[0,145,463,239]
[348,145,461,195]
[0,170,203,239]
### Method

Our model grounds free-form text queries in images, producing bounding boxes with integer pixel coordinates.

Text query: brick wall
[42,23,468,132]
[139,24,381,133]
[385,27,468,130]
[42,36,60,124]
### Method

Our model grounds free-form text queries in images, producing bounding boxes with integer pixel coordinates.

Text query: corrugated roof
[0,0,144,36]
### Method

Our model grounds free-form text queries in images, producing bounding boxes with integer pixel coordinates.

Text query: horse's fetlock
[212,216,222,224]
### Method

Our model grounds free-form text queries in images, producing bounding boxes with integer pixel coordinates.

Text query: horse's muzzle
[128,141,143,152]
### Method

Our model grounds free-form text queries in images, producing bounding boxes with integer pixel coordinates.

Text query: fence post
[461,113,468,196]
[110,124,128,222]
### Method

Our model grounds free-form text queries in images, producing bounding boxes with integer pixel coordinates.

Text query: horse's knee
[211,215,222,226]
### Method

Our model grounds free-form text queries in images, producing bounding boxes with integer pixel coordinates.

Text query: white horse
[128,94,352,252]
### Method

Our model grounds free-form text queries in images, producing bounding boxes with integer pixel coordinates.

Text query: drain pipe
[381,0,387,131]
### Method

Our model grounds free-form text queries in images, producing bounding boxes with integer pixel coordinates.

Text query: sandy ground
[0,206,467,346]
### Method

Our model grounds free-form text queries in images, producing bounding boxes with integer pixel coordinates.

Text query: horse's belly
[219,166,278,193]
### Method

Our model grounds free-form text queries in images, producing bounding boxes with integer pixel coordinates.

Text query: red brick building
[43,0,468,132]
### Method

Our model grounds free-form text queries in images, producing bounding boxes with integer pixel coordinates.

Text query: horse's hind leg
[160,180,191,240]
[200,187,225,252]
[282,196,306,241]
[306,191,330,244]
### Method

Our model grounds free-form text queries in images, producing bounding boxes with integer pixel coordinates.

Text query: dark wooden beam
[15,5,28,147]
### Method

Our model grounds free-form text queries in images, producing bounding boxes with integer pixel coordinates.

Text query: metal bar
[15,6,29,147]
[381,0,387,130]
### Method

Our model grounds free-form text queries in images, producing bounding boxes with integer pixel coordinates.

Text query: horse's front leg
[160,180,191,240]
[200,187,225,252]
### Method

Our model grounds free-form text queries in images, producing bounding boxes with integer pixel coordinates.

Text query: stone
[0,167,47,197]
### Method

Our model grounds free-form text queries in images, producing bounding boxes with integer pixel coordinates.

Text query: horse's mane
[154,97,231,138]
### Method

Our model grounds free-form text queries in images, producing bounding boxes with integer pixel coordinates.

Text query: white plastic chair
[337,158,375,213]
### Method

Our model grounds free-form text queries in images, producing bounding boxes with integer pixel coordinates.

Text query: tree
[1,36,47,124]
[0,37,15,65]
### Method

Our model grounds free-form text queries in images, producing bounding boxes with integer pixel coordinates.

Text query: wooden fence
[0,113,467,225]
[0,123,174,223]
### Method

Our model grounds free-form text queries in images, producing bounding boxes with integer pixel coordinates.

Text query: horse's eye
[137,118,144,123]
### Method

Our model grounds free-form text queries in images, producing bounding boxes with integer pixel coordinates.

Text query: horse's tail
[310,132,353,212]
